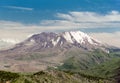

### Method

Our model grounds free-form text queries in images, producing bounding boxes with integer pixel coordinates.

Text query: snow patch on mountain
[70,31,85,44]
[63,32,73,43]
[52,37,61,46]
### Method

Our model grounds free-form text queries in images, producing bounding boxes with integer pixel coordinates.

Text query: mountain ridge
[7,31,109,53]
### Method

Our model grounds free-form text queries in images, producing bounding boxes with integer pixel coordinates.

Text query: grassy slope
[82,58,120,78]
[80,51,120,79]
[58,51,120,82]
[58,49,116,71]
[0,70,112,83]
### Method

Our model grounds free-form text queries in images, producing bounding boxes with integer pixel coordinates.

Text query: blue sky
[0,0,120,48]
[0,0,120,24]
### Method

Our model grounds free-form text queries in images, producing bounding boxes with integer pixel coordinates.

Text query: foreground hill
[0,69,113,83]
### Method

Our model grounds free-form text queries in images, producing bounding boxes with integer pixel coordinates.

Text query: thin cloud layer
[57,11,120,22]
[2,6,33,11]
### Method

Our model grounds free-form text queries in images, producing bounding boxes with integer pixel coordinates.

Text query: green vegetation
[0,71,20,83]
[58,50,120,82]
[58,50,112,71]
[82,58,120,79]
[0,69,113,83]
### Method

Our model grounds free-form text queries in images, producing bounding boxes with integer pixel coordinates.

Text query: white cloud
[0,38,19,50]
[0,38,19,44]
[57,11,120,22]
[40,11,120,29]
[2,6,33,11]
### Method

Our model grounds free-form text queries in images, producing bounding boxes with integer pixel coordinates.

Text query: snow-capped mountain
[10,31,108,52]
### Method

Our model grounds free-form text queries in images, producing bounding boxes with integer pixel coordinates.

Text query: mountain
[0,31,112,72]
[7,31,108,52]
